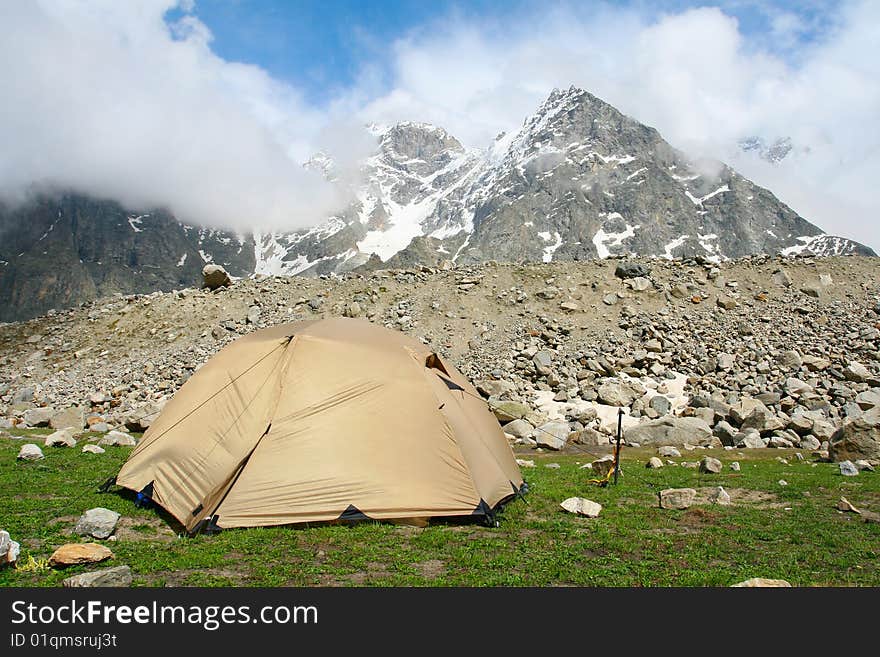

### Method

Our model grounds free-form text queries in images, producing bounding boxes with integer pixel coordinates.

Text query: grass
[1,430,878,587]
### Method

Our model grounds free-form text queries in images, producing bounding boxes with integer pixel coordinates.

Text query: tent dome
[116,318,524,532]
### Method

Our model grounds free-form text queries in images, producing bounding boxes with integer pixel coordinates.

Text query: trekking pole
[614,408,623,486]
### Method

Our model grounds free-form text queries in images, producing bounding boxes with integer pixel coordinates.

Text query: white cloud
[358,1,880,250]
[0,0,352,230]
[2,0,878,252]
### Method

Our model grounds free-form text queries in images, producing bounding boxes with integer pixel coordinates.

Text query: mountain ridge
[0,85,873,322]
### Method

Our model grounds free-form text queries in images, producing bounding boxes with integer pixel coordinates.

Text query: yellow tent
[116,318,524,533]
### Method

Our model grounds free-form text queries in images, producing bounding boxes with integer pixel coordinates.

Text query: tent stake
[614,408,623,486]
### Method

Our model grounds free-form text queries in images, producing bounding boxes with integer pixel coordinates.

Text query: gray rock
[16,443,44,460]
[74,507,121,539]
[246,305,261,325]
[855,389,880,410]
[659,488,697,510]
[785,377,813,396]
[202,264,232,290]
[711,486,731,505]
[0,530,20,566]
[503,419,534,440]
[828,408,880,462]
[89,422,111,433]
[22,407,53,427]
[598,380,643,407]
[699,456,723,474]
[98,431,137,447]
[476,379,515,398]
[854,459,875,472]
[649,395,671,415]
[63,566,132,588]
[560,497,602,517]
[491,400,531,423]
[844,362,872,383]
[713,420,739,446]
[0,418,12,429]
[646,457,664,469]
[602,293,618,306]
[799,435,821,451]
[730,462,741,472]
[627,276,652,292]
[45,428,76,448]
[839,461,859,476]
[737,428,766,449]
[658,445,681,458]
[535,422,570,450]
[777,350,802,369]
[81,444,106,454]
[615,262,650,279]
[771,269,792,287]
[625,416,713,447]
[49,406,84,431]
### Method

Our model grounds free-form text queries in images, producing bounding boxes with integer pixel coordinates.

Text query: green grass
[1,430,878,587]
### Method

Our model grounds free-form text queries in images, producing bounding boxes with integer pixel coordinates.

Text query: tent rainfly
[116,318,524,533]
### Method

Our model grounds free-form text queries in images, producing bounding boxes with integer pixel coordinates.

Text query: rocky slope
[1,255,878,461]
[0,87,873,323]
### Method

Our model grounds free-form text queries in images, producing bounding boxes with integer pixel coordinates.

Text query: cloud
[2,1,878,252]
[0,0,353,231]
[358,1,880,250]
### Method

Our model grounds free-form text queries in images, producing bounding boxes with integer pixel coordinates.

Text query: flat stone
[659,488,697,510]
[560,497,602,518]
[731,578,791,587]
[81,444,105,454]
[49,543,113,567]
[63,565,132,588]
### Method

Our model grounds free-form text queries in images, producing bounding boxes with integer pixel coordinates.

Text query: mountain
[0,86,873,322]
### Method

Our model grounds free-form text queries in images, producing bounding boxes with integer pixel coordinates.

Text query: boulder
[560,498,602,518]
[855,389,880,410]
[17,443,44,460]
[202,264,232,290]
[535,422,570,450]
[615,262,650,279]
[81,444,106,455]
[124,402,163,433]
[44,428,76,448]
[659,488,697,510]
[658,445,681,458]
[844,362,872,383]
[828,408,880,462]
[74,508,121,539]
[1,530,21,566]
[63,565,132,588]
[590,455,616,478]
[49,407,84,431]
[476,379,515,399]
[503,419,534,440]
[737,429,766,449]
[491,400,531,423]
[649,395,671,415]
[98,431,138,447]
[22,407,53,428]
[777,350,802,369]
[597,380,644,407]
[711,486,731,505]
[48,543,113,567]
[838,461,859,477]
[624,416,713,447]
[646,457,664,469]
[699,456,723,474]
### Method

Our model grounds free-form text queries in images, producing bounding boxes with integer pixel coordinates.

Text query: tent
[116,317,524,533]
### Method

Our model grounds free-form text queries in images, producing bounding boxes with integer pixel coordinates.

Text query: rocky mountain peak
[378,122,465,174]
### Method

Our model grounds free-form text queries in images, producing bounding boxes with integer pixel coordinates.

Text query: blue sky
[183,1,844,105]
